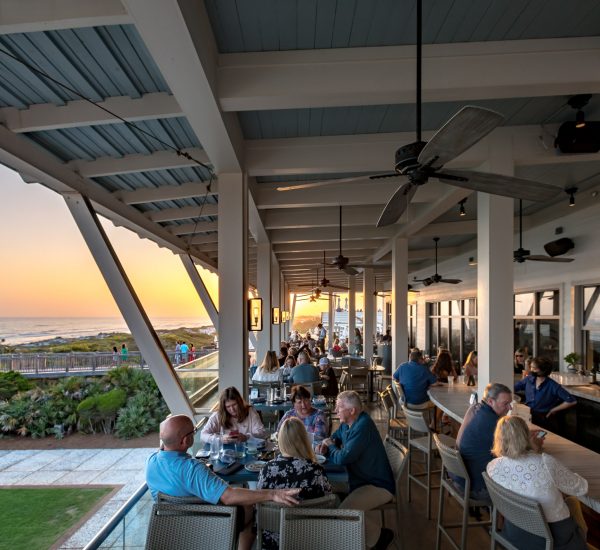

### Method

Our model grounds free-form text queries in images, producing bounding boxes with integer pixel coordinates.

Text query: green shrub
[116,391,167,439]
[0,372,33,400]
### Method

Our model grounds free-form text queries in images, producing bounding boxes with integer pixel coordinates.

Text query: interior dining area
[2,1,600,548]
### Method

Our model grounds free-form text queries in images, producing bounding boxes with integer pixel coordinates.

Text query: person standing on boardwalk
[120,343,128,364]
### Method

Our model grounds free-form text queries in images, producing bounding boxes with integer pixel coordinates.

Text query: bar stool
[433,434,490,550]
[403,406,454,519]
[379,389,407,444]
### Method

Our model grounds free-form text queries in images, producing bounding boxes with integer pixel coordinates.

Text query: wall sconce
[248,298,263,331]
[271,307,280,325]
[282,310,289,322]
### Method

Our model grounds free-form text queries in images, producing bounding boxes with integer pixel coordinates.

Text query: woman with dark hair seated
[276,385,328,440]
[487,415,588,550]
[201,386,267,444]
[514,356,577,433]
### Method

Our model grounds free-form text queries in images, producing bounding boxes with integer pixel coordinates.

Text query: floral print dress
[256,456,332,549]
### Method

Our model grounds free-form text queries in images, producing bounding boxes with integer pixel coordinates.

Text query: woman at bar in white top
[252,350,283,383]
[487,415,588,550]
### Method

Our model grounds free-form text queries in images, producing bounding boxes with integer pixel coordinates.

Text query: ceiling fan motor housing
[395,141,427,174]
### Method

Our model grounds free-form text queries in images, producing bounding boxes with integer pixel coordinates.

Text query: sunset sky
[0,164,341,323]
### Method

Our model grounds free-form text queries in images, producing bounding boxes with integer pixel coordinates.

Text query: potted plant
[563,352,581,373]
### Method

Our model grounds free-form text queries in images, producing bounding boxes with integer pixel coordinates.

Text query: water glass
[210,436,221,461]
[448,377,454,385]
[457,375,465,385]
[235,441,245,458]
[246,440,258,455]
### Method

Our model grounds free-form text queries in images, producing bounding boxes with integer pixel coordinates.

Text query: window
[514,290,560,368]
[408,304,416,349]
[582,285,600,373]
[428,299,477,363]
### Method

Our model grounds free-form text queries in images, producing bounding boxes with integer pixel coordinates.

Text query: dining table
[428,384,600,513]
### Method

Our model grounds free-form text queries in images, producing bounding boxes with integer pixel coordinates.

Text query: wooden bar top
[428,384,600,513]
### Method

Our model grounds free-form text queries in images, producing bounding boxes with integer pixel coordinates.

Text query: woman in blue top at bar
[514,356,576,433]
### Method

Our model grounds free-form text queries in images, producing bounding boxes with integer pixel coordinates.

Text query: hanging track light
[458,198,467,217]
[565,186,578,207]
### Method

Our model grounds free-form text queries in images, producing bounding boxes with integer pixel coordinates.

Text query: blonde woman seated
[462,350,478,379]
[201,386,267,444]
[257,417,332,549]
[487,416,588,550]
[252,350,283,383]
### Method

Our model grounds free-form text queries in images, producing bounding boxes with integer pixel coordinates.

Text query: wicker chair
[279,507,365,550]
[482,471,553,550]
[256,494,337,549]
[433,434,490,550]
[373,435,409,546]
[404,406,454,519]
[338,371,348,392]
[379,389,407,444]
[145,495,238,550]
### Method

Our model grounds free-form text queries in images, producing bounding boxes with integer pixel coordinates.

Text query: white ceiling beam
[276,249,377,261]
[263,205,383,229]
[412,220,477,238]
[0,0,131,34]
[123,0,243,172]
[113,180,217,205]
[273,240,387,254]
[147,203,218,222]
[167,221,218,235]
[246,125,600,178]
[0,125,216,269]
[188,233,219,245]
[269,225,397,244]
[70,148,209,178]
[0,93,181,133]
[219,38,600,111]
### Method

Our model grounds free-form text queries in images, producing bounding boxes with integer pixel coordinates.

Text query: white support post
[270,252,281,351]
[180,254,218,331]
[256,242,272,363]
[348,275,356,353]
[328,292,335,351]
[477,133,515,396]
[392,237,409,370]
[290,293,297,327]
[284,281,290,340]
[63,193,195,417]
[363,268,375,362]
[218,173,248,395]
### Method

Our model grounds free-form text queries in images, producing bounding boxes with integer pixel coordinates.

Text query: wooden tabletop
[428,384,600,513]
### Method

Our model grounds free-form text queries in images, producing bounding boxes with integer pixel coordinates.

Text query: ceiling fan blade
[376,182,415,227]
[342,266,359,276]
[440,278,463,284]
[526,255,574,263]
[276,173,402,192]
[437,170,560,202]
[418,106,504,169]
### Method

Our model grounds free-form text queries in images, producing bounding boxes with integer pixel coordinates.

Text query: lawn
[0,487,113,550]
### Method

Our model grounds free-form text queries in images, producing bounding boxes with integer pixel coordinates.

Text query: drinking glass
[235,441,245,458]
[246,440,258,455]
[210,436,221,461]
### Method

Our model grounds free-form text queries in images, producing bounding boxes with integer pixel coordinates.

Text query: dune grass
[0,487,112,550]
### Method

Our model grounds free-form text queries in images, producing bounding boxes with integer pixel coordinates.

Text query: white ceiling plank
[413,220,477,238]
[0,93,181,133]
[219,38,600,111]
[147,203,218,222]
[269,225,397,244]
[114,180,217,205]
[167,221,218,235]
[71,148,209,178]
[263,205,383,229]
[0,0,130,34]
[188,233,219,245]
[123,0,243,173]
[273,240,387,254]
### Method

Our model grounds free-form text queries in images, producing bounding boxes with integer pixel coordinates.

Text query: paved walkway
[0,447,155,549]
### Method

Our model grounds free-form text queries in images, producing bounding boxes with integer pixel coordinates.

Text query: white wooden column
[348,275,356,352]
[218,173,248,395]
[64,193,195,418]
[256,242,272,363]
[363,268,375,361]
[290,293,297,328]
[392,237,409,369]
[328,292,335,350]
[477,133,515,396]
[180,254,218,331]
[270,252,281,349]
[284,281,290,340]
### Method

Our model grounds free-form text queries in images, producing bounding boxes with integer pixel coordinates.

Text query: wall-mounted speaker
[543,238,574,257]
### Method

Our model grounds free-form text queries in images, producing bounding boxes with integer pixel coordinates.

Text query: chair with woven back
[379,389,407,444]
[433,434,490,550]
[482,471,554,550]
[145,493,238,550]
[279,507,365,550]
[256,493,337,549]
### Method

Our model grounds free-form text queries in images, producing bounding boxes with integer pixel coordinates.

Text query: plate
[244,461,267,473]
[315,454,326,464]
[196,449,210,458]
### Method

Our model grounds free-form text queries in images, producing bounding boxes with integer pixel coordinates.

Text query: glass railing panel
[175,350,219,410]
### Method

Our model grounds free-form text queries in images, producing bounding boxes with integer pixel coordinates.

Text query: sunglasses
[183,425,200,440]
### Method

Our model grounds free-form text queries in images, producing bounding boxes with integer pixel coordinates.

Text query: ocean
[0,316,213,346]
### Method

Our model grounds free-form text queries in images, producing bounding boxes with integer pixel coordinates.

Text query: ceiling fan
[276,0,560,227]
[514,200,574,263]
[297,252,349,291]
[413,237,462,286]
[331,206,392,275]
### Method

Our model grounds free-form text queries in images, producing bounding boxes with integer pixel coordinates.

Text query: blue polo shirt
[455,402,500,493]
[393,360,437,405]
[514,376,576,414]
[146,450,228,503]
[289,363,319,384]
[328,411,395,495]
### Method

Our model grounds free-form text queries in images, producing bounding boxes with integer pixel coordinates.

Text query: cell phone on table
[536,430,547,439]
[228,430,239,438]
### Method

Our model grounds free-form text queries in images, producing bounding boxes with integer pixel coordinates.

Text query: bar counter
[428,384,600,513]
